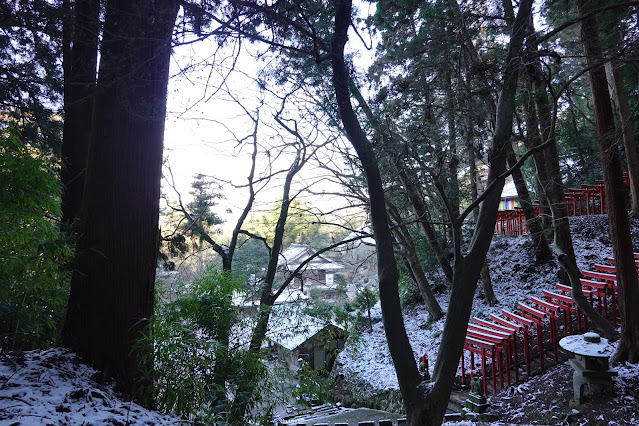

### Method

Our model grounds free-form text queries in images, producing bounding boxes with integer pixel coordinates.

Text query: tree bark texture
[62,0,178,397]
[467,129,479,215]
[606,61,639,218]
[480,263,498,306]
[61,0,100,231]
[576,0,639,364]
[445,71,460,234]
[468,125,499,306]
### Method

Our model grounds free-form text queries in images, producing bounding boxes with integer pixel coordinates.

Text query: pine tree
[62,0,179,397]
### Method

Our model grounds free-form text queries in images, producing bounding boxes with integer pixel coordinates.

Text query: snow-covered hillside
[2,215,638,425]
[0,348,181,424]
[331,215,639,418]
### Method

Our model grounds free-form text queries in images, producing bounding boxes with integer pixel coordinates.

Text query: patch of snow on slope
[335,216,639,391]
[0,348,181,425]
[338,302,448,391]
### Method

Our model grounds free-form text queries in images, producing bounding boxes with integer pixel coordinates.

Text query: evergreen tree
[62,0,179,398]
[187,173,223,228]
[0,0,63,151]
[60,0,100,233]
[575,0,639,362]
[248,198,329,248]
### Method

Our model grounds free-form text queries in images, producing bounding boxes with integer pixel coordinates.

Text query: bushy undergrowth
[0,129,71,351]
[293,362,334,406]
[141,269,268,424]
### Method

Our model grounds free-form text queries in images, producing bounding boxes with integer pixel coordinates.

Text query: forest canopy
[2,0,639,424]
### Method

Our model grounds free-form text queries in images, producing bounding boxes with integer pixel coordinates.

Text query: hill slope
[330,215,639,423]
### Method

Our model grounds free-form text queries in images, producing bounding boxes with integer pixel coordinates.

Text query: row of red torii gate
[495,172,631,236]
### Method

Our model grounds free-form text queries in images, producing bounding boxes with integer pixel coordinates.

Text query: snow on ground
[491,356,639,425]
[334,215,639,416]
[0,348,182,425]
[1,215,639,425]
[337,302,446,392]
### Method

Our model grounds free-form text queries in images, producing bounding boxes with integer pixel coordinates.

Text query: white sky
[162,37,363,231]
[161,1,381,233]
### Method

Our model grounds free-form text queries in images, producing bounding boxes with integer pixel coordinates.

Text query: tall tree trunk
[606,61,639,217]
[62,0,178,398]
[427,0,532,420]
[60,0,100,231]
[466,122,499,306]
[445,71,460,244]
[506,143,553,262]
[400,171,455,284]
[348,82,455,285]
[331,0,421,419]
[521,87,551,229]
[249,149,302,352]
[576,0,639,364]
[525,16,578,284]
[480,263,497,306]
[388,202,443,320]
[331,0,532,423]
[467,130,479,219]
